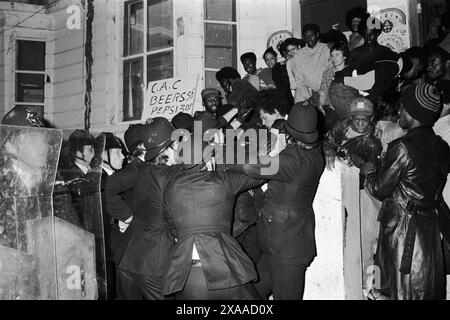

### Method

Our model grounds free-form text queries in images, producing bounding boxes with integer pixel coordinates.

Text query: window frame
[121,0,176,123]
[203,0,239,91]
[14,39,46,107]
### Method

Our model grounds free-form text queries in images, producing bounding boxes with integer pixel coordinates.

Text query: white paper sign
[141,74,199,121]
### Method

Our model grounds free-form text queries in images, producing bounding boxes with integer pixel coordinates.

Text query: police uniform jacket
[161,167,261,295]
[105,162,177,276]
[103,158,145,264]
[232,143,325,265]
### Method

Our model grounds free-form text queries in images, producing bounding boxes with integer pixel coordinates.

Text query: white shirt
[434,114,450,207]
[74,161,90,175]
[101,163,115,176]
[291,42,331,102]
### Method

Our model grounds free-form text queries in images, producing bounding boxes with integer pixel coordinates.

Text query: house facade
[0,0,303,135]
[0,0,424,136]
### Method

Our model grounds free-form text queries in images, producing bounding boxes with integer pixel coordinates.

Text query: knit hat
[350,97,374,116]
[401,82,442,124]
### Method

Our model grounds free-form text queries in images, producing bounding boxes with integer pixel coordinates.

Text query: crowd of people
[1,5,450,300]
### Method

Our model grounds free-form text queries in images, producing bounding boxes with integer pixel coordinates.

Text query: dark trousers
[254,253,307,300]
[236,224,261,265]
[174,263,260,300]
[106,261,117,300]
[116,267,168,300]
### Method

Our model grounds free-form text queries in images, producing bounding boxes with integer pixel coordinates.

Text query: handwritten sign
[141,74,199,121]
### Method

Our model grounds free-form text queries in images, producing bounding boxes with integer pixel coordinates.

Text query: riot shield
[0,125,60,299]
[55,129,107,300]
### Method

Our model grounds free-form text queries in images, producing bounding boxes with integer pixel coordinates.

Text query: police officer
[102,124,146,299]
[104,118,178,299]
[1,105,44,127]
[161,136,262,299]
[98,132,126,300]
[227,103,325,300]
[60,129,98,230]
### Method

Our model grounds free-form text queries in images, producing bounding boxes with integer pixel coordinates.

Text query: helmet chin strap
[103,149,122,172]
[75,155,89,163]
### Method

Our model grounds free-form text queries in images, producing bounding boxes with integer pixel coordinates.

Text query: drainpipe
[82,0,94,131]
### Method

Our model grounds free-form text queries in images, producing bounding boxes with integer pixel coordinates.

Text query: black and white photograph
[0,0,449,308]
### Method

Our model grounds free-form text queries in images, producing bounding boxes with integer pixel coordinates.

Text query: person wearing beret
[361,83,450,300]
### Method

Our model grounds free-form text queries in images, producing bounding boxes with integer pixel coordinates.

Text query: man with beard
[361,83,450,300]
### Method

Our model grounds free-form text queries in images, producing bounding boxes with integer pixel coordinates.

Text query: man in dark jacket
[228,102,325,299]
[104,118,178,300]
[361,83,450,300]
[161,137,262,299]
[215,67,260,129]
[323,97,382,171]
[98,132,126,300]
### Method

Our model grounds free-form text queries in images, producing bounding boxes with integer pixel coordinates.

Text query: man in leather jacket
[323,97,382,171]
[361,82,450,300]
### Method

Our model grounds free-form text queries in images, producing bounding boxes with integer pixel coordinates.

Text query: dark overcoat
[365,126,450,299]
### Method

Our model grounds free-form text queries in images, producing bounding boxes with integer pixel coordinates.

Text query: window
[15,40,46,117]
[204,0,237,93]
[123,0,174,121]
